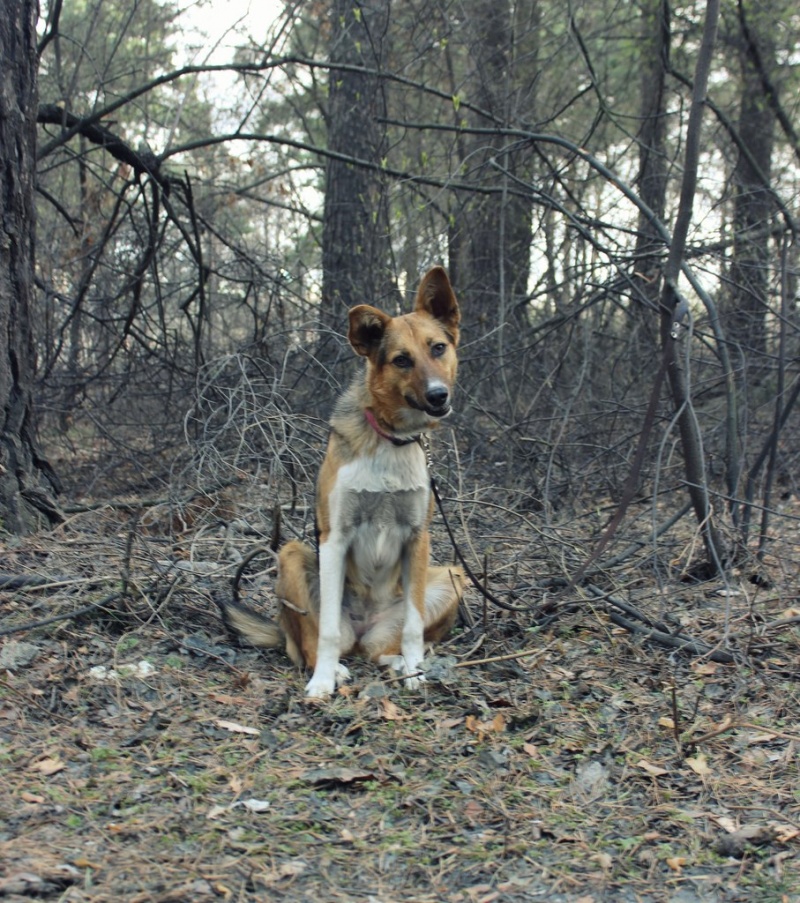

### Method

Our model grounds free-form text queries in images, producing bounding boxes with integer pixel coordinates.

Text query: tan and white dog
[222,266,464,698]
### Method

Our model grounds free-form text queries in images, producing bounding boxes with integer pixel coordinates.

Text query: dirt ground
[1,478,799,903]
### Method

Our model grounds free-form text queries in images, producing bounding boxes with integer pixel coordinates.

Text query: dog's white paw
[403,673,426,690]
[304,675,335,699]
[378,654,425,689]
[304,663,351,700]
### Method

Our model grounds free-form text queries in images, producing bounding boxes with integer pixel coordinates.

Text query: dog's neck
[364,409,420,447]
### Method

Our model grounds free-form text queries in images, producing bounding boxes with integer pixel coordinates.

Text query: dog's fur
[222,267,464,698]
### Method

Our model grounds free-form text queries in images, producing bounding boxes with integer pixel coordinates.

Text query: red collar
[364,409,420,447]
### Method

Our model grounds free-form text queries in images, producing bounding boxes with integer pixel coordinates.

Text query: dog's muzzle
[406,386,451,418]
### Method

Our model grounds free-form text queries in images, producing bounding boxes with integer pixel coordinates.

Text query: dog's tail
[219,600,284,649]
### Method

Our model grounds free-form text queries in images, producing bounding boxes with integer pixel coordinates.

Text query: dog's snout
[425,385,449,409]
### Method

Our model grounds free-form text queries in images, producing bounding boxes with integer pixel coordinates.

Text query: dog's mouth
[405,395,452,419]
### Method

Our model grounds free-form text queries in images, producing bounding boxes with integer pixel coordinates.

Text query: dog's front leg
[304,537,349,699]
[398,532,429,688]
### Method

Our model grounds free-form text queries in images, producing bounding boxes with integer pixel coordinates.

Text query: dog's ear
[414,267,460,344]
[348,305,392,357]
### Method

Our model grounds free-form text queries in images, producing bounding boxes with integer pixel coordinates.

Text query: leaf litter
[0,486,799,902]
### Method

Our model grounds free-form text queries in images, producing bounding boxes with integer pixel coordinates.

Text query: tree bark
[321,0,395,345]
[725,0,777,361]
[634,0,670,319]
[449,0,534,383]
[0,0,61,532]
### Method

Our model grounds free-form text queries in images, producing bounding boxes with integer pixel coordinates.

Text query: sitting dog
[222,266,464,698]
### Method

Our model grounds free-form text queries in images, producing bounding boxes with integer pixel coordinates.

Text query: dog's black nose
[425,386,449,409]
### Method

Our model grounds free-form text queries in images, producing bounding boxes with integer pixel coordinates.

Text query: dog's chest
[330,444,430,540]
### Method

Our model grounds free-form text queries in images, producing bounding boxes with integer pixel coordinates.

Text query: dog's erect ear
[348,305,392,357]
[414,266,460,343]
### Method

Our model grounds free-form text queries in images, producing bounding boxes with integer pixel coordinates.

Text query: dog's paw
[403,673,426,691]
[304,675,335,699]
[304,664,351,700]
[377,654,406,671]
[378,654,425,689]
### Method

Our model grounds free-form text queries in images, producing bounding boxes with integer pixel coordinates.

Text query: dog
[222,266,464,698]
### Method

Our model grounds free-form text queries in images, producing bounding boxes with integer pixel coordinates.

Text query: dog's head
[348,267,460,432]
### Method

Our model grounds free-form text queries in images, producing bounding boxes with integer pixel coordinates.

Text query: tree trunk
[634,0,670,322]
[0,0,61,532]
[321,0,395,348]
[726,0,776,361]
[449,0,534,390]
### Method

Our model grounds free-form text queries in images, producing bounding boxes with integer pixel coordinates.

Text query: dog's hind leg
[364,564,464,681]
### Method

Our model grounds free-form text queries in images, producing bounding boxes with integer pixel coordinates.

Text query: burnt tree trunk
[0,0,60,533]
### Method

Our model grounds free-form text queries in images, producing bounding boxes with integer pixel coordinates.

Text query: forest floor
[1,449,799,903]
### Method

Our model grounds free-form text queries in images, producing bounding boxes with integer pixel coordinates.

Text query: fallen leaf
[666,856,686,872]
[380,698,411,721]
[691,661,718,676]
[240,798,270,813]
[710,815,738,833]
[658,716,676,730]
[228,775,243,794]
[20,791,45,803]
[32,756,65,776]
[277,859,307,878]
[685,753,712,777]
[71,857,102,870]
[523,742,539,758]
[214,719,260,736]
[636,759,668,777]
[438,717,463,730]
[465,713,506,738]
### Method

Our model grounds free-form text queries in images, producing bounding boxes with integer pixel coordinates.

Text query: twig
[453,640,558,669]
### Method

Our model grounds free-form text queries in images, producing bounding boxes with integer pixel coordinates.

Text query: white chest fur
[326,442,430,583]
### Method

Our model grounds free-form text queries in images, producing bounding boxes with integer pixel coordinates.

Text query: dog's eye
[431,342,447,358]
[393,354,413,369]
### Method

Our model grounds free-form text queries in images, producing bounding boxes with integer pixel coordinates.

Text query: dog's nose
[425,386,449,409]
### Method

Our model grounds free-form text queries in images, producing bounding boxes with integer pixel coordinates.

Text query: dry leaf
[20,790,45,803]
[277,859,307,878]
[380,698,411,721]
[438,717,463,730]
[592,852,613,870]
[636,759,668,777]
[523,742,539,758]
[214,719,260,736]
[228,775,243,794]
[465,713,506,738]
[710,815,738,833]
[685,753,712,777]
[666,856,686,872]
[658,716,675,730]
[32,756,65,776]
[691,661,718,676]
[241,798,270,813]
[71,857,102,869]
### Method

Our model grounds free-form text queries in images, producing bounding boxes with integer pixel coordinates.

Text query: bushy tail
[220,600,284,649]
